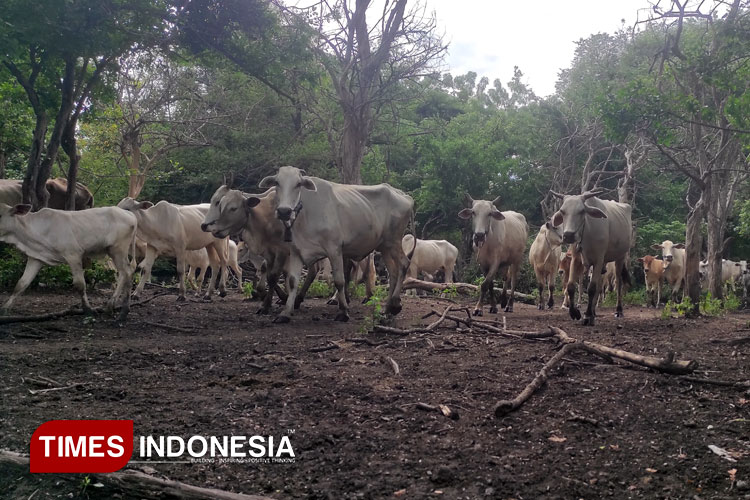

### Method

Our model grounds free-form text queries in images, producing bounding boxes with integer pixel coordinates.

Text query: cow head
[200,185,262,239]
[558,248,572,276]
[0,203,32,237]
[117,197,154,212]
[551,189,607,245]
[258,166,316,232]
[650,240,684,271]
[543,221,563,247]
[457,194,503,249]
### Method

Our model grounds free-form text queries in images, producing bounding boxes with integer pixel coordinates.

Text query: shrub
[307,280,334,298]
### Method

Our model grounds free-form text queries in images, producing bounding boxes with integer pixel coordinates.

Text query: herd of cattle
[0,169,747,327]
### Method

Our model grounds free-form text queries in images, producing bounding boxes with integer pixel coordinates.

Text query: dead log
[0,450,272,500]
[494,326,698,418]
[373,305,453,335]
[401,278,536,304]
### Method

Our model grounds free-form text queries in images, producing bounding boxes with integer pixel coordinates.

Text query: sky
[425,0,656,97]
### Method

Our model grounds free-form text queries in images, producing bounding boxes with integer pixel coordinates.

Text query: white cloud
[426,0,655,97]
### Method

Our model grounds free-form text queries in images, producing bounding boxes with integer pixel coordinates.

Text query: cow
[401,234,458,297]
[651,240,685,303]
[0,178,93,210]
[117,198,229,301]
[699,259,742,291]
[0,204,135,321]
[253,166,414,323]
[528,222,563,310]
[559,247,584,309]
[597,262,618,306]
[637,255,664,307]
[551,189,632,325]
[458,194,527,315]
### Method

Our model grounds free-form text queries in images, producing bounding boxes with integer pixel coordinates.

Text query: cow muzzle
[200,222,211,232]
[473,232,486,249]
[562,231,577,244]
[277,206,293,221]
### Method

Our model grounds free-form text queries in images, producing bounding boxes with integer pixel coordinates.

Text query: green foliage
[306,280,334,299]
[242,282,255,299]
[700,292,722,317]
[434,284,458,299]
[0,245,115,290]
[359,285,389,333]
[723,286,741,313]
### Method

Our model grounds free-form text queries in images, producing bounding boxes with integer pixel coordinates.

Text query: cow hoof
[176,296,187,303]
[219,290,227,298]
[202,295,212,302]
[473,309,483,317]
[582,316,595,326]
[327,298,339,306]
[569,308,581,320]
[499,295,508,308]
[334,312,350,322]
[504,305,513,313]
[385,304,402,316]
[489,305,498,314]
[547,302,554,310]
[256,308,270,315]
[614,311,624,318]
[273,315,290,324]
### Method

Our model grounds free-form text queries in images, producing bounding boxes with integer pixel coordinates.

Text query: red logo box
[30,420,133,473]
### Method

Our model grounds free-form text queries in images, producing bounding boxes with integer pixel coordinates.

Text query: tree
[284,0,447,184]
[0,0,167,209]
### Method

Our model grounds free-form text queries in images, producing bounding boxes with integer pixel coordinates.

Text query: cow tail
[129,222,138,272]
[621,264,632,287]
[404,209,417,274]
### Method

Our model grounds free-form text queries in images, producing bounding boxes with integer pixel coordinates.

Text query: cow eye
[230,207,237,212]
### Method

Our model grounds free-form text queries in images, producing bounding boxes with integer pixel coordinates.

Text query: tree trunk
[0,150,6,179]
[61,118,81,211]
[684,185,705,317]
[129,173,146,199]
[33,58,76,210]
[22,112,50,208]
[705,204,724,300]
[338,114,366,184]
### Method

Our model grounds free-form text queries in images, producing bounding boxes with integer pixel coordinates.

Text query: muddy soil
[1,286,749,499]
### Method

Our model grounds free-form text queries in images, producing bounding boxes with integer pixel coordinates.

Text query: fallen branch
[309,343,339,353]
[401,278,536,304]
[373,305,453,336]
[679,376,750,389]
[414,402,460,420]
[494,326,698,418]
[383,356,400,375]
[141,321,195,333]
[0,292,170,325]
[0,450,272,500]
[29,383,88,395]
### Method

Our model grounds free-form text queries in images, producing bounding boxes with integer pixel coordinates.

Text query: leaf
[548,435,567,443]
[393,489,407,497]
[708,445,737,462]
[728,469,737,482]
[646,468,657,473]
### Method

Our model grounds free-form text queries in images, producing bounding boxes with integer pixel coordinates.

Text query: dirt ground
[1,285,749,500]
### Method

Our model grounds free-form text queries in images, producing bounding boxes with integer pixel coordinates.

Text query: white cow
[401,234,458,297]
[256,166,414,323]
[0,204,136,321]
[117,198,229,301]
[651,240,686,303]
[551,189,632,326]
[458,194,528,315]
[528,222,563,310]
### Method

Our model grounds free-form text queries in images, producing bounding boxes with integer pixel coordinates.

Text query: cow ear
[259,175,277,188]
[245,197,261,212]
[137,201,153,210]
[457,208,473,220]
[11,204,31,216]
[545,221,552,230]
[650,244,662,250]
[637,257,644,263]
[584,206,607,218]
[490,209,505,220]
[673,243,685,249]
[301,177,317,191]
[552,211,563,227]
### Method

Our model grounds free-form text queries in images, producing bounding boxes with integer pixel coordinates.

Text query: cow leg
[2,258,44,314]
[505,264,518,313]
[328,252,350,322]
[133,246,158,300]
[583,260,604,326]
[275,256,304,323]
[174,251,188,301]
[561,270,570,309]
[195,265,208,294]
[405,263,418,298]
[475,262,499,316]
[295,268,316,309]
[671,276,683,303]
[614,260,625,318]
[68,259,93,314]
[381,245,408,316]
[566,255,583,321]
[534,267,544,310]
[547,272,555,309]
[363,255,376,303]
[257,270,279,315]
[109,249,132,322]
[497,267,510,311]
[202,246,220,300]
[343,260,354,305]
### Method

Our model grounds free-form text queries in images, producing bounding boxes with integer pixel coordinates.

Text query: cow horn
[582,188,605,200]
[463,193,474,207]
[491,196,501,208]
[549,190,565,199]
